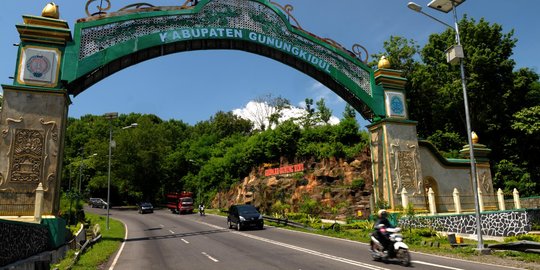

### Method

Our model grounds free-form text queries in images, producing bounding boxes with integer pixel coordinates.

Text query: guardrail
[263,216,313,230]
[68,224,102,268]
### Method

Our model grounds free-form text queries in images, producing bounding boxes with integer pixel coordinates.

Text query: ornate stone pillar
[368,57,425,211]
[0,5,71,217]
[459,132,496,210]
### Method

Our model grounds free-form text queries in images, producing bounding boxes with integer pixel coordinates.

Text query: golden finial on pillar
[471,131,479,144]
[42,2,60,19]
[378,56,391,69]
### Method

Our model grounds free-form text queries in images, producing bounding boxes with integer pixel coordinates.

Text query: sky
[1,0,539,128]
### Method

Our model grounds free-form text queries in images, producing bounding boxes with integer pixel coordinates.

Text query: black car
[227,204,264,231]
[138,202,154,214]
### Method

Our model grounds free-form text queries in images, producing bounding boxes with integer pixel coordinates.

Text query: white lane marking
[109,222,128,270]
[201,252,219,262]
[413,260,464,270]
[181,238,189,244]
[198,221,389,270]
[159,224,164,228]
[169,229,175,234]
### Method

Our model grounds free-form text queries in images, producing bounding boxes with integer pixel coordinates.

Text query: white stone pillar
[428,187,437,215]
[513,188,521,209]
[453,188,462,214]
[34,183,44,223]
[401,187,409,209]
[478,188,484,212]
[497,188,505,211]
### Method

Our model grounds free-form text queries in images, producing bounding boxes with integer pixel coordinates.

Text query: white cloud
[233,100,340,130]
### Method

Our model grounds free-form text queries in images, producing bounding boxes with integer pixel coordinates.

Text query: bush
[271,201,290,218]
[350,178,365,189]
[286,212,308,221]
[342,220,374,231]
[299,196,322,216]
[59,191,85,225]
[413,228,438,237]
[504,234,540,243]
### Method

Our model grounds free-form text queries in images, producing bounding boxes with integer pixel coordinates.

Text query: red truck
[166,191,194,214]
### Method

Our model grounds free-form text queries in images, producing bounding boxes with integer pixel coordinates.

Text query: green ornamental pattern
[63,0,385,119]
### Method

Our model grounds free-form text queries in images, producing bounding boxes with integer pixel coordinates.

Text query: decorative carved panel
[398,150,416,191]
[9,129,44,183]
[391,143,422,195]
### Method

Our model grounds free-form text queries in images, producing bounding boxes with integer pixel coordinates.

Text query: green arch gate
[0,0,422,219]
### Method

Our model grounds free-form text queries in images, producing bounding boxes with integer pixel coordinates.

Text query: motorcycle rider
[199,203,205,216]
[374,209,394,256]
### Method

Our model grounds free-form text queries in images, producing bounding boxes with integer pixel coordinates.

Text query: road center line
[181,238,189,244]
[412,260,464,270]
[202,252,219,262]
[198,221,389,270]
[169,229,175,234]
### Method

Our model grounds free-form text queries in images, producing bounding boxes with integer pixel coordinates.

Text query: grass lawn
[53,212,125,270]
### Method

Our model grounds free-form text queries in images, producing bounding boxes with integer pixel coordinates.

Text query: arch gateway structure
[0,0,495,220]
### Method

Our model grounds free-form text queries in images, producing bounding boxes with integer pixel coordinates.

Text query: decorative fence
[401,187,528,215]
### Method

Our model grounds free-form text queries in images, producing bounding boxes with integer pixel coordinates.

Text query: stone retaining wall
[399,209,540,237]
[0,219,50,266]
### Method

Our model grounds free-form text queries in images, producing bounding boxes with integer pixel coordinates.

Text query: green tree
[342,104,356,120]
[494,160,535,197]
[301,98,316,128]
[316,98,332,124]
[374,16,539,194]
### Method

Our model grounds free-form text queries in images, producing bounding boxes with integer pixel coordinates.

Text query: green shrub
[342,220,374,231]
[271,201,290,218]
[299,196,322,216]
[286,212,308,221]
[59,191,85,225]
[350,178,365,189]
[413,228,438,237]
[504,234,540,243]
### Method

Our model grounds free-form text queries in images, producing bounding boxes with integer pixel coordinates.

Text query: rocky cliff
[212,148,373,220]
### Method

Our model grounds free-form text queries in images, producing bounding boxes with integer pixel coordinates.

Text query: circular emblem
[390,96,404,115]
[26,55,50,78]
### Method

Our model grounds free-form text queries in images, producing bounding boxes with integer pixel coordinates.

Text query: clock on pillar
[385,91,407,118]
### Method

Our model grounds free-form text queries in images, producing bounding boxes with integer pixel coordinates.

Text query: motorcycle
[370,225,411,267]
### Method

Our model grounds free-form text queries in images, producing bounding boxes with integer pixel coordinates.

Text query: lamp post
[122,123,138,130]
[104,112,118,230]
[407,0,485,252]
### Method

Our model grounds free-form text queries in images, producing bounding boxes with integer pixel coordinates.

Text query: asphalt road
[86,207,521,270]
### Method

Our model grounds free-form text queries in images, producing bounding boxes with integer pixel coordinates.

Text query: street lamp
[122,123,138,130]
[408,0,486,252]
[104,112,118,230]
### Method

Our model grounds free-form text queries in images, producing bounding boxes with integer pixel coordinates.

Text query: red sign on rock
[264,163,304,177]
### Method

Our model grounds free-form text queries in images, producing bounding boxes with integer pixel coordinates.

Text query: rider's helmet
[378,209,388,219]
